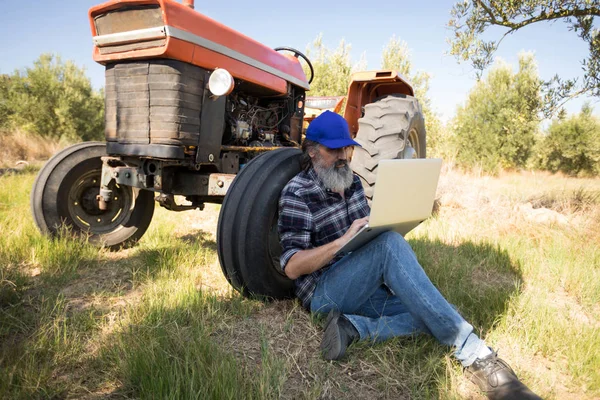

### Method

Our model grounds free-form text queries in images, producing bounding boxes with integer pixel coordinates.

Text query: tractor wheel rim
[407,128,420,158]
[67,170,133,233]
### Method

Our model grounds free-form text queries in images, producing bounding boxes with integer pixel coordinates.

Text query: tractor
[31,0,426,298]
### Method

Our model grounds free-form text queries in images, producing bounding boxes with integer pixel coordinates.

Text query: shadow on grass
[95,236,525,399]
[0,228,529,399]
[131,229,217,283]
[178,230,218,250]
[97,291,282,399]
[0,164,39,177]
[0,228,223,399]
[409,237,522,335]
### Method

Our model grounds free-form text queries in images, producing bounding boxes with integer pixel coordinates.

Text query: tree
[303,34,362,96]
[448,0,600,115]
[0,75,13,128]
[535,103,600,176]
[381,36,443,155]
[451,53,542,172]
[3,54,104,142]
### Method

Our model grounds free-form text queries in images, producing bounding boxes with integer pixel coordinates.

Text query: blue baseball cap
[306,111,361,149]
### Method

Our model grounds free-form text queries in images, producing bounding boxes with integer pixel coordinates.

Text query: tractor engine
[225,94,298,148]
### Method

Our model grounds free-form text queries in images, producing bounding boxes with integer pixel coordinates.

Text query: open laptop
[337,158,442,255]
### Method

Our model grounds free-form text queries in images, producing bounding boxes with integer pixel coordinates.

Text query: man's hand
[284,216,369,280]
[337,216,369,247]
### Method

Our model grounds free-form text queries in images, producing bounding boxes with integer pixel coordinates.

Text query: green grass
[1,167,599,399]
[0,170,283,399]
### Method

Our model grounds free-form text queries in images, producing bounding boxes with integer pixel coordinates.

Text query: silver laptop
[337,158,442,254]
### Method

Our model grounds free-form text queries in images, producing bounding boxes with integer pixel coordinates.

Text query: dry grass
[0,130,62,167]
[1,164,599,399]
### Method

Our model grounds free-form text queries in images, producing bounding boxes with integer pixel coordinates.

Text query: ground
[1,164,599,399]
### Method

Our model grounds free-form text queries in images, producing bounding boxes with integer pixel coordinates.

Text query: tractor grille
[105,60,206,146]
[93,5,166,55]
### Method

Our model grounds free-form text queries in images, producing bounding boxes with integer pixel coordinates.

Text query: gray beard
[313,160,354,192]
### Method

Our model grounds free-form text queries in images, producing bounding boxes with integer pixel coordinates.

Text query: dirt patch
[60,252,141,314]
[549,286,600,329]
[216,300,414,399]
[491,336,597,400]
[471,268,518,292]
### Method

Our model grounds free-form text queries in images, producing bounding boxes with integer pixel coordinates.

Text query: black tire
[31,142,155,249]
[350,94,426,200]
[217,148,302,299]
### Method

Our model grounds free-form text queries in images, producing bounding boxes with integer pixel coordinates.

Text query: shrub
[0,54,104,142]
[535,103,600,176]
[450,53,542,172]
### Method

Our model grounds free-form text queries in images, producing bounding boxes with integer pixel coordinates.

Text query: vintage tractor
[31,0,426,298]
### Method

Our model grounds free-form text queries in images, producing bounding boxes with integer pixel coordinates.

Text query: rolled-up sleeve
[278,190,313,271]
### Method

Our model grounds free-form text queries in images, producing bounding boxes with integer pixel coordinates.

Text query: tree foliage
[302,35,444,155]
[303,34,357,97]
[535,103,600,176]
[0,75,12,126]
[0,54,104,142]
[448,0,600,116]
[451,53,542,172]
[381,36,443,156]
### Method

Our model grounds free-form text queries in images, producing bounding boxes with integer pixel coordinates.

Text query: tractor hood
[89,0,309,94]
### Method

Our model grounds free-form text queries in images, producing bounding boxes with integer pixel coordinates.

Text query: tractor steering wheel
[274,47,314,84]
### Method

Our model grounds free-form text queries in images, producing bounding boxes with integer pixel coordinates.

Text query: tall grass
[0,170,286,399]
[95,210,286,399]
[0,130,61,167]
[0,294,101,399]
[1,166,599,399]
[101,284,286,399]
[407,167,600,397]
[0,173,97,282]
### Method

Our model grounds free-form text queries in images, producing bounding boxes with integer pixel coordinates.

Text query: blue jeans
[310,231,487,367]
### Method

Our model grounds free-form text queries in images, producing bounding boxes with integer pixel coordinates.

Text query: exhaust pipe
[182,0,194,8]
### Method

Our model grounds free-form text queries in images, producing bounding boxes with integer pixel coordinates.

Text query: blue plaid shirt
[278,167,370,309]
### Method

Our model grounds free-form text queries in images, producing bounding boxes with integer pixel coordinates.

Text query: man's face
[310,145,354,192]
[315,146,351,169]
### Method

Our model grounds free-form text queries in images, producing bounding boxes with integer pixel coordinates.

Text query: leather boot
[466,351,542,400]
[320,309,359,360]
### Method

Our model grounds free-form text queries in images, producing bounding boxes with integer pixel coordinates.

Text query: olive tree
[451,53,542,172]
[535,103,600,176]
[448,0,600,115]
[2,54,104,142]
[303,34,356,97]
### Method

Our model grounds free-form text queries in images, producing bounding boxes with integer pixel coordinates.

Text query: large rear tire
[31,142,155,249]
[350,95,426,201]
[217,148,301,299]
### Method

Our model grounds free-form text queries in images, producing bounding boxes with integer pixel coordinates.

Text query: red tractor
[31,0,426,298]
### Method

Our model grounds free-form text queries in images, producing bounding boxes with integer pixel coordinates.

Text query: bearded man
[277,111,540,400]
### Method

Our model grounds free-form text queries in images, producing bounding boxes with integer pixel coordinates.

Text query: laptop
[337,158,442,254]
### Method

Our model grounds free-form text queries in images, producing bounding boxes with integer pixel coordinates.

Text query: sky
[0,0,597,124]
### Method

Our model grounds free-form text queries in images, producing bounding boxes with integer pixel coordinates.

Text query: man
[278,111,541,400]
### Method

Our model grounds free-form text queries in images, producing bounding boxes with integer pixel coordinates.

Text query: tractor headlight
[208,68,234,96]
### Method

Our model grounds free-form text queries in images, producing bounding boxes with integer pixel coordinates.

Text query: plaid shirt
[278,167,370,309]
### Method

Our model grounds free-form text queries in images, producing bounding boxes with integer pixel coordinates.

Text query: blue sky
[1,0,597,124]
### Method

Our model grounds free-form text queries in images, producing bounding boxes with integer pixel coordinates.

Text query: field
[1,163,599,399]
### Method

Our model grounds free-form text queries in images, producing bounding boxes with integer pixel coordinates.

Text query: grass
[0,130,61,168]
[0,165,599,399]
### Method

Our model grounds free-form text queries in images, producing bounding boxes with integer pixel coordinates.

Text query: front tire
[350,95,426,201]
[31,142,155,249]
[217,148,301,299]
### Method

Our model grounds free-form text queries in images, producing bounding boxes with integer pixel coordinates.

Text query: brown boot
[466,351,542,400]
